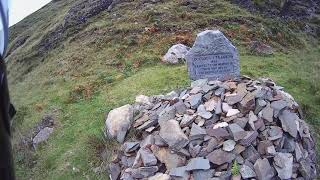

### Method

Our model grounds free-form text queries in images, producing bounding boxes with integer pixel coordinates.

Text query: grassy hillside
[6,0,320,179]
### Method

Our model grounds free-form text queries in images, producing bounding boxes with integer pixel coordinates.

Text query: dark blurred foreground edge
[0,55,15,180]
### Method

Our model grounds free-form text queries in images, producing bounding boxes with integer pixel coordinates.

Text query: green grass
[6,0,320,179]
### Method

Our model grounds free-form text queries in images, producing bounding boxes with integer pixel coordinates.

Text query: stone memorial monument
[186,30,240,80]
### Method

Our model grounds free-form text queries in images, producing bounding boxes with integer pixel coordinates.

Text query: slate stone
[261,105,273,122]
[206,127,229,138]
[242,145,260,164]
[234,117,248,129]
[294,142,303,162]
[206,137,220,152]
[197,104,213,119]
[283,134,295,153]
[226,109,240,117]
[109,163,121,180]
[270,100,287,117]
[225,93,242,105]
[159,119,189,151]
[137,119,158,131]
[191,79,208,88]
[129,166,159,179]
[186,30,240,80]
[123,142,140,153]
[140,147,157,166]
[175,100,187,115]
[222,103,232,113]
[188,93,203,109]
[222,140,236,152]
[189,143,201,157]
[193,169,215,180]
[279,110,298,138]
[254,158,275,180]
[228,124,246,142]
[170,166,188,177]
[190,123,207,140]
[32,127,54,146]
[239,92,255,113]
[268,126,283,140]
[257,140,273,155]
[185,157,210,171]
[158,105,176,123]
[299,159,317,179]
[273,153,293,179]
[150,145,187,171]
[215,99,222,115]
[180,114,197,127]
[255,99,267,114]
[206,149,235,165]
[133,113,150,128]
[239,131,258,146]
[148,173,170,180]
[240,164,256,179]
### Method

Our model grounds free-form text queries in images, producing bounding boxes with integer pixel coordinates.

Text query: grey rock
[190,123,207,140]
[226,109,240,117]
[228,123,247,141]
[175,100,187,115]
[206,137,220,152]
[273,153,293,179]
[267,126,283,140]
[299,159,317,179]
[255,99,267,114]
[279,110,298,138]
[240,164,256,179]
[148,173,170,180]
[158,105,176,123]
[186,157,210,171]
[136,95,152,106]
[188,93,203,109]
[222,140,236,152]
[239,92,255,113]
[197,104,213,119]
[193,169,214,180]
[163,44,190,64]
[170,166,188,177]
[242,145,260,164]
[260,105,273,122]
[225,93,242,105]
[109,163,121,180]
[137,119,158,131]
[204,97,218,111]
[234,117,248,129]
[222,103,232,113]
[254,158,274,180]
[180,114,196,127]
[191,79,208,88]
[215,99,222,115]
[105,104,133,143]
[206,149,235,165]
[270,100,287,117]
[239,131,258,147]
[189,143,201,158]
[206,127,229,138]
[151,145,186,171]
[186,30,240,80]
[140,147,157,166]
[33,127,54,145]
[159,119,189,151]
[129,166,159,179]
[123,142,140,153]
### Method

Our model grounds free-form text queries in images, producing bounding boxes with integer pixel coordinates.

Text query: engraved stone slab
[186,30,240,80]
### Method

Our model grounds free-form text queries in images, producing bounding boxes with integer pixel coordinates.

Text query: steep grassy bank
[6,0,320,179]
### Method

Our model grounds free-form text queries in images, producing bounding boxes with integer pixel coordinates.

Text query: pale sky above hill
[9,0,52,26]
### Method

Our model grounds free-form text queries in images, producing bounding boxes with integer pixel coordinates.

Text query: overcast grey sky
[9,0,52,26]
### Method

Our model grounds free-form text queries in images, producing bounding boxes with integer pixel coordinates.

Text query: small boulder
[32,127,54,146]
[162,44,190,64]
[105,104,134,143]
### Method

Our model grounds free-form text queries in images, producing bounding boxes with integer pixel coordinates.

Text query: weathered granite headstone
[186,30,240,80]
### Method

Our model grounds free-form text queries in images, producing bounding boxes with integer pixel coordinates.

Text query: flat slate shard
[186,30,240,80]
[273,153,293,179]
[279,110,298,138]
[185,157,210,171]
[254,158,274,180]
[159,119,189,150]
[206,149,235,165]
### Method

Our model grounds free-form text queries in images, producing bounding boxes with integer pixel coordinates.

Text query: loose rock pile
[105,77,317,180]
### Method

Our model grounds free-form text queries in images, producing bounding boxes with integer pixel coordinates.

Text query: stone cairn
[105,77,317,180]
